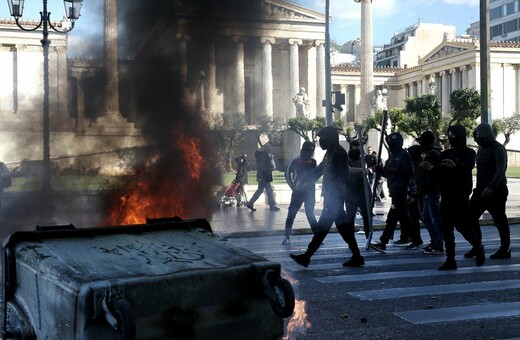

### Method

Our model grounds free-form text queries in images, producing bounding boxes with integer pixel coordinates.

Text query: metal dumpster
[1,218,294,339]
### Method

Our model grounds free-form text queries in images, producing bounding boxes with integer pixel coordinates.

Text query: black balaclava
[416,130,435,149]
[317,126,340,150]
[473,123,495,147]
[386,132,404,153]
[447,124,467,149]
[348,140,361,160]
[407,144,422,163]
[300,141,315,159]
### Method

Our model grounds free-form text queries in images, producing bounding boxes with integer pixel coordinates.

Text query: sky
[0,0,480,55]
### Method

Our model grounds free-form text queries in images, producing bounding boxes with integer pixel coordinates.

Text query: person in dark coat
[467,123,511,260]
[370,132,414,253]
[282,141,318,245]
[290,126,364,268]
[247,144,280,211]
[415,131,444,254]
[438,124,485,270]
[345,140,371,238]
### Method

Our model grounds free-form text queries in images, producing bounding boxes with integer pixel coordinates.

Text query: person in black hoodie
[370,132,414,253]
[415,131,444,255]
[467,123,511,260]
[438,125,485,270]
[290,126,364,268]
[282,141,318,245]
[247,144,280,212]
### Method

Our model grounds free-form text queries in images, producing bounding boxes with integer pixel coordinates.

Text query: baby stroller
[219,154,249,208]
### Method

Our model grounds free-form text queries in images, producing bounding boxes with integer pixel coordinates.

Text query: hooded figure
[290,126,364,268]
[282,141,318,245]
[437,124,484,270]
[468,123,510,260]
[370,132,415,253]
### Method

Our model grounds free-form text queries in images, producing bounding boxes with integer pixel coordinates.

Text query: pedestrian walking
[247,144,280,212]
[346,140,371,238]
[290,126,364,268]
[438,125,485,270]
[467,123,511,260]
[415,131,444,255]
[402,144,424,249]
[282,141,318,245]
[370,132,415,253]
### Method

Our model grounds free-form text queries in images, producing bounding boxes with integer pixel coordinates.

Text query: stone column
[233,36,246,114]
[356,0,374,120]
[289,38,301,118]
[261,37,275,117]
[316,40,326,117]
[56,46,68,118]
[206,40,217,119]
[104,0,122,117]
[176,33,191,97]
[75,72,86,131]
[440,70,448,112]
[450,68,457,92]
[515,64,520,115]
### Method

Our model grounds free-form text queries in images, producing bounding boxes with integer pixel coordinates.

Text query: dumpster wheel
[112,299,136,340]
[262,270,295,318]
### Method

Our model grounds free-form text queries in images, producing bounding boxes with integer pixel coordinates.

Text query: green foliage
[286,116,326,142]
[211,112,247,170]
[404,94,443,140]
[493,113,520,147]
[449,89,481,134]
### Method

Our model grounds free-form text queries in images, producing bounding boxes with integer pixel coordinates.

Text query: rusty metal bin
[1,218,294,339]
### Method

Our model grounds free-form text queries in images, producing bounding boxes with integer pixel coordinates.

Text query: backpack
[0,162,11,189]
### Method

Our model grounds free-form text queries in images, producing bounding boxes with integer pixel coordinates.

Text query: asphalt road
[226,225,520,339]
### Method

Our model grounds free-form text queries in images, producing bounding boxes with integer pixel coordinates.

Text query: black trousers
[380,192,413,245]
[285,188,317,238]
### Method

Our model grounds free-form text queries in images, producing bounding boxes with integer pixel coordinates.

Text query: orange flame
[284,299,311,340]
[105,127,206,225]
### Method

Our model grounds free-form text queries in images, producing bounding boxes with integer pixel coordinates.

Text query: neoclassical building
[1,0,520,172]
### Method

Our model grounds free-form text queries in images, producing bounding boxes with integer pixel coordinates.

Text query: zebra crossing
[227,226,520,338]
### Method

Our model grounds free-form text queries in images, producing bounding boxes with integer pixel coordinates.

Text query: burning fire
[282,270,311,340]
[104,126,210,226]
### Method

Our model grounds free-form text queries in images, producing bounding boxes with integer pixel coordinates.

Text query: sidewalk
[210,180,520,238]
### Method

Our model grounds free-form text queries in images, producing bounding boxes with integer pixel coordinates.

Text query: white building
[490,0,520,42]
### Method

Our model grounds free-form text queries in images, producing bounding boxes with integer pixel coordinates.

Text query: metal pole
[41,0,53,222]
[480,0,492,124]
[325,0,332,126]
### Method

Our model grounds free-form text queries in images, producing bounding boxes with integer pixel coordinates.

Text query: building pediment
[173,0,325,23]
[421,40,477,63]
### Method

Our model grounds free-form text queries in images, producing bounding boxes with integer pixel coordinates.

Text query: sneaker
[343,255,365,267]
[370,242,386,253]
[394,239,412,247]
[423,245,444,255]
[405,241,424,250]
[438,260,457,270]
[290,253,310,268]
[246,203,256,212]
[270,206,281,211]
[490,247,511,259]
[464,247,477,258]
[281,238,290,246]
[476,245,485,266]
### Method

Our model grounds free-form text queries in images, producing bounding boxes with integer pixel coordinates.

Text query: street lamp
[7,0,83,222]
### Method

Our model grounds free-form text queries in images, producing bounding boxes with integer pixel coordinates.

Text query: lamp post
[7,0,83,223]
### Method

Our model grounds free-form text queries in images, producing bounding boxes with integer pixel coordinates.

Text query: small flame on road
[281,270,311,339]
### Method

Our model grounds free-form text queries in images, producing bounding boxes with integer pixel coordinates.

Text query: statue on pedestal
[293,87,310,117]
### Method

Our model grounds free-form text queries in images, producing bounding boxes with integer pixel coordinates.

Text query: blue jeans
[421,193,443,250]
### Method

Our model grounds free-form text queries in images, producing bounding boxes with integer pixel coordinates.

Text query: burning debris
[282,270,312,339]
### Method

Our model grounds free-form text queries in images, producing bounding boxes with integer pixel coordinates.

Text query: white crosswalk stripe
[227,228,520,326]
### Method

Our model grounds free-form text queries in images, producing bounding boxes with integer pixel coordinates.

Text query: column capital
[449,68,456,74]
[176,33,191,41]
[260,37,275,45]
[314,40,325,47]
[459,65,467,71]
[233,36,247,43]
[439,70,446,77]
[288,38,303,46]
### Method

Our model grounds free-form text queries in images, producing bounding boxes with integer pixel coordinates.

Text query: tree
[449,89,481,134]
[493,113,520,147]
[254,114,286,146]
[212,112,247,171]
[286,116,326,142]
[404,94,443,140]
